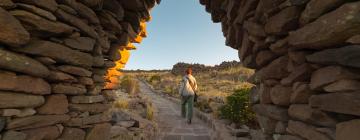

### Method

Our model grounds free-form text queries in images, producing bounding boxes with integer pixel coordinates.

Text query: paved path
[139,81,212,140]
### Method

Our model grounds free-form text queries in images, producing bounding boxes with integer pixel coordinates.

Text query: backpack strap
[186,76,196,93]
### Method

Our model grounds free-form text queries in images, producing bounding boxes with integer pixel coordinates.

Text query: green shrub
[120,76,140,95]
[220,88,256,125]
[149,75,161,83]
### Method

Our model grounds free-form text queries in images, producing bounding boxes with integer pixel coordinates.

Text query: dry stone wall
[0,0,158,139]
[200,0,360,140]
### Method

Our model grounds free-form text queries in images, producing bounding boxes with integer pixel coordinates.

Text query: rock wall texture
[0,0,158,139]
[200,0,360,140]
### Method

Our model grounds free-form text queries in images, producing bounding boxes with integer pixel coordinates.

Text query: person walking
[179,67,198,124]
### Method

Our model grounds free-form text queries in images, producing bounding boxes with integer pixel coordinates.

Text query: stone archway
[0,0,359,140]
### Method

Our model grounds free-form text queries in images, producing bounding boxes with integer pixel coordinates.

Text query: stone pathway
[138,81,212,140]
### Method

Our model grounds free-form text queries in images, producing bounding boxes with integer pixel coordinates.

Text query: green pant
[181,95,194,121]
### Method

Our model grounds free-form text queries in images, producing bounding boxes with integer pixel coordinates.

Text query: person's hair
[185,67,192,75]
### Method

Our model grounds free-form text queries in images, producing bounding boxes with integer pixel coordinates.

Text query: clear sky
[124,0,239,70]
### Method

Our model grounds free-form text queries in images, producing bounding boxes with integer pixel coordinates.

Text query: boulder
[323,79,360,92]
[69,103,110,114]
[310,66,360,90]
[58,127,86,140]
[243,20,266,37]
[64,37,95,52]
[10,10,73,37]
[289,2,360,49]
[310,92,360,116]
[269,37,289,55]
[275,122,287,134]
[70,95,105,104]
[336,119,360,140]
[6,115,70,130]
[270,85,292,106]
[17,0,58,12]
[65,113,111,127]
[78,77,94,86]
[14,40,93,67]
[55,9,98,38]
[287,120,332,140]
[0,91,44,108]
[60,0,100,24]
[0,71,51,95]
[47,71,78,83]
[256,115,277,134]
[281,63,313,86]
[57,65,92,77]
[21,125,63,140]
[264,6,302,35]
[288,104,337,127]
[103,0,124,20]
[252,104,289,121]
[306,45,360,68]
[1,108,36,117]
[86,123,111,140]
[0,7,29,46]
[37,94,69,115]
[35,56,56,65]
[300,0,345,25]
[256,56,289,81]
[52,83,86,95]
[1,131,27,140]
[290,83,313,104]
[16,3,57,21]
[255,50,277,67]
[0,49,50,79]
[346,35,360,44]
[0,0,15,9]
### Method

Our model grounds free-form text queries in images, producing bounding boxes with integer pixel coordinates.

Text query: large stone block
[18,0,58,12]
[252,104,289,121]
[270,85,292,106]
[336,119,360,140]
[57,65,92,77]
[0,49,49,78]
[323,79,360,92]
[256,56,289,81]
[52,83,87,95]
[1,131,27,140]
[69,103,110,114]
[60,0,100,24]
[14,40,93,67]
[281,63,313,86]
[310,66,360,90]
[0,91,44,108]
[306,45,360,68]
[289,1,360,49]
[21,125,63,140]
[55,9,98,38]
[290,83,313,104]
[256,114,277,134]
[86,123,111,140]
[70,95,105,104]
[310,92,360,116]
[287,120,332,140]
[10,10,74,37]
[65,113,111,127]
[0,71,51,95]
[264,6,302,35]
[300,0,345,25]
[0,7,29,47]
[64,37,95,52]
[1,108,36,117]
[47,71,78,83]
[58,127,86,140]
[17,3,57,21]
[288,104,337,127]
[37,94,69,115]
[6,115,70,130]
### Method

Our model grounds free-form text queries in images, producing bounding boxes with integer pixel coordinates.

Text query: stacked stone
[0,0,158,139]
[200,0,360,140]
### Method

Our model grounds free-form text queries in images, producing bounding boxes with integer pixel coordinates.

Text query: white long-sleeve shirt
[179,74,198,96]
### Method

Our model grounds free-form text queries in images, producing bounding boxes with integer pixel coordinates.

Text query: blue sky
[125,0,239,70]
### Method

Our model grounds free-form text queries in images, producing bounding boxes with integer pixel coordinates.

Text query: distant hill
[171,61,243,75]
